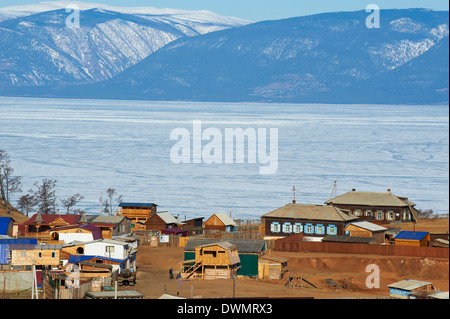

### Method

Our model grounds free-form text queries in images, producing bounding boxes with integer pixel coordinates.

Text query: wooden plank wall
[275,240,449,258]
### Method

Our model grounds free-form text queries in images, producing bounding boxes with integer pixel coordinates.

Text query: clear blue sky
[1,0,448,21]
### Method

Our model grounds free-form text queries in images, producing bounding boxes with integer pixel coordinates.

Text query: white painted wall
[60,233,94,244]
[84,241,128,260]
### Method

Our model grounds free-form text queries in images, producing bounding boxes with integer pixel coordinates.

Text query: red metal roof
[23,214,81,225]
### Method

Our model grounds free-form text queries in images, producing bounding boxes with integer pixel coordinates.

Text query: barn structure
[181,241,240,279]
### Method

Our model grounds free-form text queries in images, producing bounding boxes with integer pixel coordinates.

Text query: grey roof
[184,238,266,254]
[263,203,357,222]
[430,291,449,299]
[85,215,126,224]
[347,221,388,232]
[326,191,416,207]
[388,279,433,291]
[156,211,181,225]
[213,213,237,226]
[322,235,375,244]
[85,290,143,299]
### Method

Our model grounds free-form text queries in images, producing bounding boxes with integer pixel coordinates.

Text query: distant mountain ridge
[0,7,448,104]
[0,1,250,88]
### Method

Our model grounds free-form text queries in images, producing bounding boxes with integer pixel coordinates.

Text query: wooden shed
[258,255,289,280]
[388,279,435,299]
[204,213,237,232]
[344,221,388,244]
[393,231,430,247]
[182,241,240,280]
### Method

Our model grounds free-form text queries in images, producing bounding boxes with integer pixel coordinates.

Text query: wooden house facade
[325,189,419,223]
[262,202,358,240]
[85,215,131,239]
[10,244,62,270]
[118,202,157,223]
[182,242,240,279]
[204,213,237,232]
[19,214,81,238]
[184,238,266,278]
[145,211,182,231]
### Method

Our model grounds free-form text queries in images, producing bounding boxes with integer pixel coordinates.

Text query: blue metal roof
[119,202,157,208]
[0,217,12,235]
[0,238,38,245]
[394,231,429,240]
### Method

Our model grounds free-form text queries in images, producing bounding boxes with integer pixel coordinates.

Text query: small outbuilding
[182,241,240,279]
[258,255,289,280]
[344,221,388,244]
[393,231,430,247]
[204,213,237,232]
[388,279,435,299]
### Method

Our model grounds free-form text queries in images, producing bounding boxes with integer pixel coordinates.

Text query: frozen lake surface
[0,97,448,220]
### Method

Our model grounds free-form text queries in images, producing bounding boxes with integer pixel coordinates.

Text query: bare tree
[32,179,57,214]
[102,188,123,216]
[60,193,85,214]
[17,194,38,217]
[0,150,22,212]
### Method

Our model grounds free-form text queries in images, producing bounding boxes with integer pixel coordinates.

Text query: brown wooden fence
[275,241,449,258]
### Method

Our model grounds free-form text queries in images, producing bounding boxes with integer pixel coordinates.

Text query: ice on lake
[0,97,448,220]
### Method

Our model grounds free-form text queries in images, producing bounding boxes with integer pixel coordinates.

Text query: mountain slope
[71,8,447,104]
[0,2,249,88]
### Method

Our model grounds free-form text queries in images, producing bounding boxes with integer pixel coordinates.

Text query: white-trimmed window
[327,225,337,235]
[377,211,383,220]
[387,210,394,220]
[271,222,281,233]
[366,210,372,217]
[355,210,362,217]
[294,223,303,233]
[315,224,325,235]
[305,224,314,234]
[283,223,292,233]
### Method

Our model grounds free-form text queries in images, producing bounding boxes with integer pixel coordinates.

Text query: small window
[282,223,292,233]
[294,223,303,233]
[51,252,56,258]
[271,222,281,233]
[366,210,372,217]
[355,210,361,217]
[105,246,115,257]
[305,224,314,234]
[38,252,42,258]
[22,251,26,257]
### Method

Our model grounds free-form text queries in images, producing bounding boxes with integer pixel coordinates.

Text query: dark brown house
[325,189,419,223]
[183,217,204,235]
[145,211,182,232]
[262,202,357,239]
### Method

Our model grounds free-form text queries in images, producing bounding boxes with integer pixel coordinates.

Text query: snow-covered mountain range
[0,4,448,104]
[0,1,250,87]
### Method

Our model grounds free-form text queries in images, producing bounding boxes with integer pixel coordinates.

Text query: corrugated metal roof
[348,221,388,232]
[156,212,181,225]
[322,235,375,244]
[394,231,429,240]
[184,238,266,254]
[214,213,237,226]
[85,215,126,224]
[0,238,38,245]
[263,203,357,222]
[325,191,415,207]
[9,244,62,250]
[388,279,433,291]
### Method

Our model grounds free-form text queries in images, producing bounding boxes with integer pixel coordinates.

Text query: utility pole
[100,192,103,215]
[330,180,337,199]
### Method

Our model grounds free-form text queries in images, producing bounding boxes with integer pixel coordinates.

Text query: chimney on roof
[292,186,296,204]
[352,188,356,192]
[387,189,391,194]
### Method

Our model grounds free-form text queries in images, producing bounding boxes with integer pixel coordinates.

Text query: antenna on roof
[330,180,337,199]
